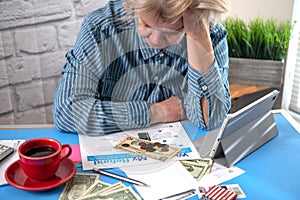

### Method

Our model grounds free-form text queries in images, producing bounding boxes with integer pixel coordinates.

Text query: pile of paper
[77,122,246,199]
[79,122,201,170]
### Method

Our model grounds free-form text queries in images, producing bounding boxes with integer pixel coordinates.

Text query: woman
[53,0,231,135]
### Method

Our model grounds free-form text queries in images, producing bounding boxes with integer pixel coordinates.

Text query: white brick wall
[0,0,108,125]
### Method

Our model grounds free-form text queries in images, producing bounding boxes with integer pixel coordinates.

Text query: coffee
[24,146,56,157]
[18,138,72,181]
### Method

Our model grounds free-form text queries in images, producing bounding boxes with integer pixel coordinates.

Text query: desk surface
[229,84,271,99]
[0,113,299,200]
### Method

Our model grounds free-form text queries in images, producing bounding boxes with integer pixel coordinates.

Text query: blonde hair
[123,0,230,24]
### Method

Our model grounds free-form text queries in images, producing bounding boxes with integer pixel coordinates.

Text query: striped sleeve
[53,1,151,135]
[184,23,231,130]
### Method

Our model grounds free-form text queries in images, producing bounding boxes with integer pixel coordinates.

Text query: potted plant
[223,17,293,88]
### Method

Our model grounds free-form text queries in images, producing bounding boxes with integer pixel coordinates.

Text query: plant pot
[228,57,284,88]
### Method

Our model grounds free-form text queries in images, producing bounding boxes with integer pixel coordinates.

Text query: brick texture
[0,0,107,125]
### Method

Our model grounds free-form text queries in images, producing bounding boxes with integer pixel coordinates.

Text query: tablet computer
[193,90,279,167]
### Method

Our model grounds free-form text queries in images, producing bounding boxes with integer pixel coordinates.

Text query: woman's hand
[183,8,214,73]
[183,8,210,42]
[150,96,186,124]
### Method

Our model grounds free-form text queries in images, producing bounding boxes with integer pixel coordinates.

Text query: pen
[159,189,196,200]
[93,168,150,187]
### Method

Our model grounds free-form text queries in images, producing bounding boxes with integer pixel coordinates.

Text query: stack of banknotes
[180,158,213,181]
[59,173,141,200]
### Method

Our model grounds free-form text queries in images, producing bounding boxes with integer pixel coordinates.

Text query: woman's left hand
[183,8,214,73]
[183,8,211,42]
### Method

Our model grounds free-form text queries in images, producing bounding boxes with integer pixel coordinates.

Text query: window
[282,0,300,122]
[288,34,300,113]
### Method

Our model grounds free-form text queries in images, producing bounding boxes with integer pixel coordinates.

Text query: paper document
[123,161,200,200]
[198,163,245,188]
[79,122,201,170]
[123,161,245,200]
[0,139,25,185]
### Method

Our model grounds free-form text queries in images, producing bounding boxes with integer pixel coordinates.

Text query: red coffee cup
[18,138,72,181]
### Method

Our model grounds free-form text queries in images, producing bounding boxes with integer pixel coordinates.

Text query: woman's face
[137,15,185,49]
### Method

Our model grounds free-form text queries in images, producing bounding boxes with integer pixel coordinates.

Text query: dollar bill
[182,158,214,174]
[180,161,209,181]
[193,158,213,165]
[114,135,181,162]
[81,180,111,196]
[180,158,214,181]
[59,173,100,200]
[99,182,126,195]
[60,174,142,200]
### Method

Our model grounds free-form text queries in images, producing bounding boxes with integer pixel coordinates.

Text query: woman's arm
[53,10,152,136]
[183,9,231,130]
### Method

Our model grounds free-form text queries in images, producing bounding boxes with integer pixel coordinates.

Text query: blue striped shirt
[53,0,231,135]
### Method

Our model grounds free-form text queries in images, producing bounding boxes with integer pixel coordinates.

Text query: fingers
[183,8,210,39]
[163,96,186,122]
[183,8,214,73]
[150,96,186,124]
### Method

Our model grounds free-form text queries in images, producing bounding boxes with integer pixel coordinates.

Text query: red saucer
[5,158,76,191]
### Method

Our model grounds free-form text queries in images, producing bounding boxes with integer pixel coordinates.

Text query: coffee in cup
[18,138,72,181]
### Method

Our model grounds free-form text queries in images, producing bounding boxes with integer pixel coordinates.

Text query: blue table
[0,113,299,200]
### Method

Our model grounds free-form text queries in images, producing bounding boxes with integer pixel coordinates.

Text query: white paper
[123,161,245,200]
[79,122,201,170]
[0,139,25,185]
[197,163,245,188]
[123,161,200,200]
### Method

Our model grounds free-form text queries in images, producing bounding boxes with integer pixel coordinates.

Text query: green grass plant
[224,17,292,61]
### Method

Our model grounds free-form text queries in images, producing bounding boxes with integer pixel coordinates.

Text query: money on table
[115,135,181,162]
[59,173,141,200]
[79,122,201,170]
[180,158,214,181]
